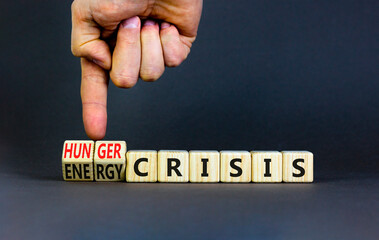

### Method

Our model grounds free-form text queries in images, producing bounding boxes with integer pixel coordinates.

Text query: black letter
[134,158,148,177]
[65,164,72,179]
[168,158,182,177]
[106,164,115,179]
[115,164,123,179]
[73,164,82,179]
[230,158,242,177]
[201,158,209,177]
[293,159,305,177]
[83,164,91,179]
[264,158,271,177]
[97,164,105,179]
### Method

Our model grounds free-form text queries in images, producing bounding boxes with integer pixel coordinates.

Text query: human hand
[71,0,203,139]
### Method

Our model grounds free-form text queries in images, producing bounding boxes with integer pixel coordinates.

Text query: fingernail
[144,20,156,26]
[121,16,139,29]
[161,22,170,29]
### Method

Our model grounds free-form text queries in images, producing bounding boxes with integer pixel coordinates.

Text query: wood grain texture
[62,140,94,181]
[220,151,251,183]
[126,150,158,182]
[94,141,126,181]
[251,151,282,182]
[158,150,189,182]
[282,151,313,183]
[189,151,220,183]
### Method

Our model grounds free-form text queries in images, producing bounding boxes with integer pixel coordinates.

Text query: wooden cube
[251,151,282,182]
[282,151,313,182]
[62,140,94,181]
[126,150,157,182]
[158,150,189,182]
[94,141,126,181]
[220,151,251,182]
[189,151,220,183]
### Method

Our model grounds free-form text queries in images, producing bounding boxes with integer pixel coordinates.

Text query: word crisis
[62,140,314,183]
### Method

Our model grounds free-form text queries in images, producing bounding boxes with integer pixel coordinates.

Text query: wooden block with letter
[62,140,94,181]
[158,150,189,182]
[126,150,157,182]
[220,151,251,182]
[282,151,313,182]
[251,151,282,182]
[94,141,127,181]
[189,151,220,183]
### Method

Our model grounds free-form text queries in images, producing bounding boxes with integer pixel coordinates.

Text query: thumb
[71,1,111,70]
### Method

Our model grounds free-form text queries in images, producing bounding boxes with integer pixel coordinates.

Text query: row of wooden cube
[62,140,313,183]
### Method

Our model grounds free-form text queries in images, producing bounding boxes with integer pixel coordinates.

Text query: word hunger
[62,140,314,183]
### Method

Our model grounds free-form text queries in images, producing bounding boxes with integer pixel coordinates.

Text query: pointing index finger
[80,58,109,140]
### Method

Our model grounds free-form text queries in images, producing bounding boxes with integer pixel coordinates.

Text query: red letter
[82,143,91,158]
[73,143,81,158]
[107,143,114,158]
[98,143,106,159]
[114,143,121,159]
[64,143,73,158]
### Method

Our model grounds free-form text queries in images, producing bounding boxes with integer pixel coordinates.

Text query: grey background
[0,0,378,239]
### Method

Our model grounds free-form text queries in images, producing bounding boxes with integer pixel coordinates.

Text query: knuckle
[82,101,106,109]
[98,1,123,16]
[71,0,83,18]
[140,67,164,82]
[82,73,105,84]
[71,45,80,57]
[165,55,184,67]
[110,72,138,88]
[71,0,78,12]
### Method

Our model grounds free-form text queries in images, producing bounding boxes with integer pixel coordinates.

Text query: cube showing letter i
[251,151,282,183]
[189,151,220,183]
